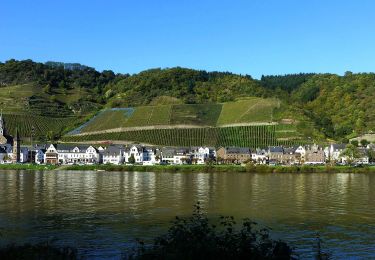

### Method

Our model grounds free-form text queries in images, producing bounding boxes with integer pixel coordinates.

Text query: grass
[82,109,133,132]
[0,164,57,170]
[170,104,222,126]
[63,164,375,174]
[0,84,37,113]
[217,97,279,125]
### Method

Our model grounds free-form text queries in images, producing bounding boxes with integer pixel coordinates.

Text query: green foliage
[260,73,316,93]
[133,203,293,260]
[107,67,269,106]
[292,73,375,139]
[360,139,369,147]
[129,154,136,164]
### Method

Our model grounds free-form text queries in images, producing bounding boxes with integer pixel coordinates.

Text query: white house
[191,147,215,164]
[172,148,191,165]
[251,148,268,164]
[124,145,144,164]
[44,144,100,165]
[102,145,124,165]
[325,144,346,162]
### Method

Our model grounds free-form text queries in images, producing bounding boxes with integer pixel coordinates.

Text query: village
[0,113,374,166]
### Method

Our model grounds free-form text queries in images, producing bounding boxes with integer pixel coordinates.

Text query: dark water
[0,171,374,259]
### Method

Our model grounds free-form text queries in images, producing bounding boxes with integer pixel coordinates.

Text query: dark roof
[225,147,251,154]
[269,146,283,153]
[103,145,123,156]
[332,144,346,150]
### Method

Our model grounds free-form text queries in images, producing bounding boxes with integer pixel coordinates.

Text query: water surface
[0,171,374,259]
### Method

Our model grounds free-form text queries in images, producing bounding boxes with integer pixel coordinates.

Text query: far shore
[1,164,375,173]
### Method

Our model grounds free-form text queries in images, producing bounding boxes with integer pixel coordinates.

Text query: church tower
[12,128,20,163]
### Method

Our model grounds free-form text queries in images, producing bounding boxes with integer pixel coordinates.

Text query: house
[45,144,59,164]
[35,147,46,164]
[190,147,216,164]
[216,147,251,164]
[294,146,306,162]
[20,147,29,163]
[173,148,191,165]
[282,147,300,165]
[356,148,370,165]
[124,145,144,164]
[160,148,176,164]
[160,147,191,165]
[305,144,325,165]
[44,144,100,165]
[102,145,124,165]
[142,147,160,165]
[57,145,100,164]
[251,148,268,164]
[268,146,284,164]
[325,144,346,162]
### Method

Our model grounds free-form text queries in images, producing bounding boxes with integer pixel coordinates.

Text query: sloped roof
[269,146,283,153]
[225,147,251,154]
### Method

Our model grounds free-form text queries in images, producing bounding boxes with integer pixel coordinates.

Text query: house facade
[216,147,251,164]
[102,145,124,165]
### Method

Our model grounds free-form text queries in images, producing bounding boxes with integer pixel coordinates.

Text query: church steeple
[12,128,21,163]
[0,110,4,136]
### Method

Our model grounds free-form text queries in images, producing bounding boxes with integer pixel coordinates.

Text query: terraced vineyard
[75,98,280,134]
[2,114,78,140]
[217,98,279,125]
[63,125,308,148]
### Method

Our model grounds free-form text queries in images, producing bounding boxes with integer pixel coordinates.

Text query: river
[0,171,374,259]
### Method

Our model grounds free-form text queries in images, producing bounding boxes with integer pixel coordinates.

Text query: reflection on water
[0,171,374,259]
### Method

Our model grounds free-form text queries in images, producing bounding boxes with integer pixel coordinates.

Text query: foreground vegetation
[132,203,294,259]
[0,164,57,171]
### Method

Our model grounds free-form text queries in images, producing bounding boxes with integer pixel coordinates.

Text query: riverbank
[59,164,375,173]
[1,163,375,173]
[0,164,58,171]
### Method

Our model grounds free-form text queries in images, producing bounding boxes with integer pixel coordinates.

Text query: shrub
[133,203,293,259]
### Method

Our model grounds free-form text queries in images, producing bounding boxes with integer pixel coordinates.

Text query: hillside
[1,59,375,145]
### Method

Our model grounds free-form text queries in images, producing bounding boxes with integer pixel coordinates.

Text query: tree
[360,139,369,147]
[128,154,135,164]
[350,140,359,147]
[366,149,375,163]
[340,144,360,164]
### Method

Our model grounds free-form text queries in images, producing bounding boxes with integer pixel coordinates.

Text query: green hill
[2,59,375,144]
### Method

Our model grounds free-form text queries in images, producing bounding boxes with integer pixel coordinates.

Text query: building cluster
[0,113,374,166]
[1,141,374,166]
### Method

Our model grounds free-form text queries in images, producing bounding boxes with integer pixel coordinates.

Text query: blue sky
[1,0,374,78]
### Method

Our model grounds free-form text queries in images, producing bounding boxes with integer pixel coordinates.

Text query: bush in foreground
[132,202,293,260]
